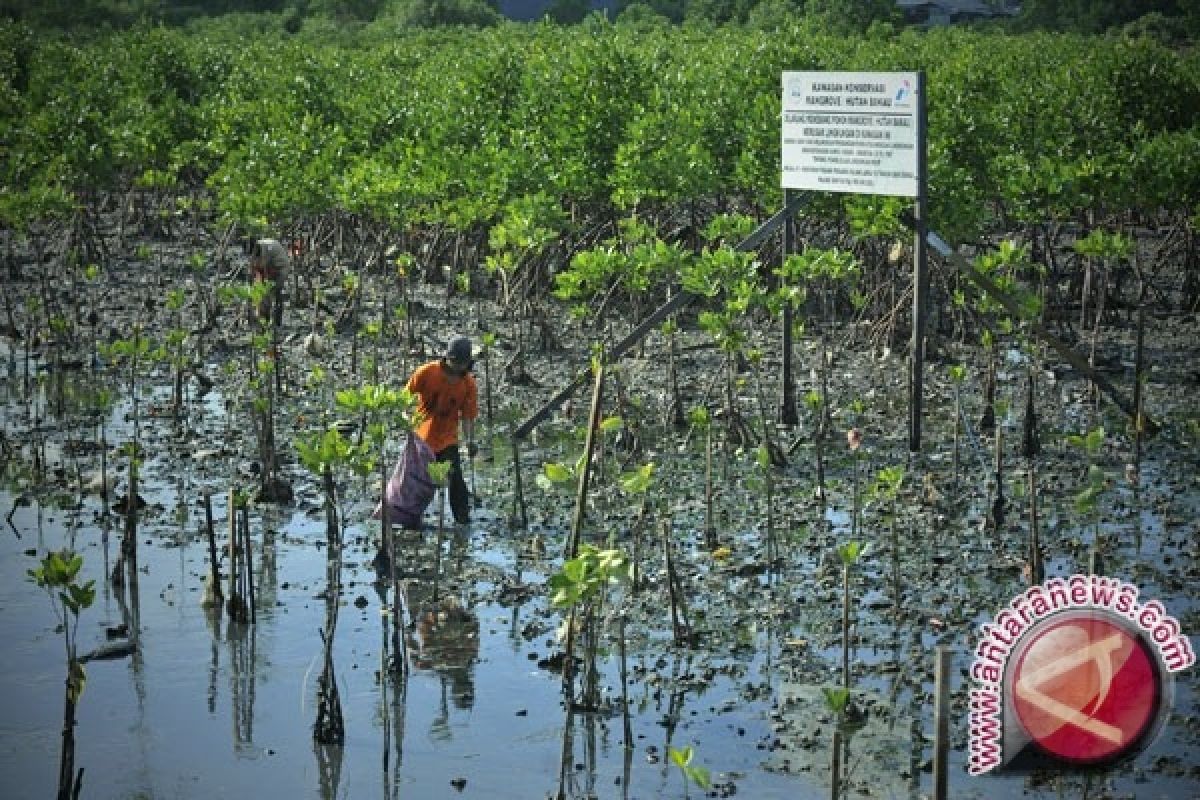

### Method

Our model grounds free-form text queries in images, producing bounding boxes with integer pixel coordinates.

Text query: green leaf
[543,462,574,484]
[823,686,850,714]
[67,659,86,705]
[619,463,655,495]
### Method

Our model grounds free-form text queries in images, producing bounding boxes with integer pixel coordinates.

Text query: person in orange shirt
[406,335,479,525]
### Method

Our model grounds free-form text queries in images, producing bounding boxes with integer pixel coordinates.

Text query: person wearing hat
[405,335,479,524]
[247,237,290,330]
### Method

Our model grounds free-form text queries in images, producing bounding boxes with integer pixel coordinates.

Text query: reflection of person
[409,597,480,710]
[405,335,478,525]
[247,238,289,329]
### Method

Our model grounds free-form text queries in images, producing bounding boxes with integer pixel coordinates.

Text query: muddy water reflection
[2,332,1199,800]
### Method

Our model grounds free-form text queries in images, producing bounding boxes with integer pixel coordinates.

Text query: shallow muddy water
[1,272,1198,799]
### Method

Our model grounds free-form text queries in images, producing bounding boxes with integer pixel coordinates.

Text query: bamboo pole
[915,226,1157,436]
[933,647,951,800]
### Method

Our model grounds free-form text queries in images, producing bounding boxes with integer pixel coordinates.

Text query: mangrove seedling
[617,461,655,594]
[837,540,867,690]
[548,543,632,705]
[668,745,711,799]
[427,460,452,600]
[847,428,863,541]
[686,406,718,550]
[869,466,905,613]
[28,550,95,800]
[947,364,967,487]
[1067,426,1111,569]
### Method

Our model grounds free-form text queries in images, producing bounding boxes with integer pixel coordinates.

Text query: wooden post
[567,361,606,561]
[226,487,238,619]
[510,436,528,530]
[933,646,951,800]
[909,70,929,453]
[830,728,842,800]
[241,506,256,625]
[780,188,798,425]
[203,491,223,606]
[915,227,1156,435]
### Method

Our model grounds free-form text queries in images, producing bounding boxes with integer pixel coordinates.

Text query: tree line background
[1,0,1197,39]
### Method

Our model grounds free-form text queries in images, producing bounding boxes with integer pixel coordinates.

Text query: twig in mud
[5,500,21,538]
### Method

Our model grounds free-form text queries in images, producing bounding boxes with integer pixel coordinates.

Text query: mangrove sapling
[979,349,996,435]
[869,466,905,613]
[548,544,632,799]
[1067,426,1111,569]
[821,687,866,800]
[27,550,95,800]
[946,364,967,488]
[548,543,632,705]
[618,462,655,595]
[662,319,686,429]
[686,407,718,551]
[668,745,711,800]
[746,444,778,566]
[987,423,1006,532]
[509,436,529,530]
[478,331,497,431]
[748,350,787,468]
[163,287,188,420]
[377,461,406,678]
[1073,230,1134,406]
[426,460,452,602]
[1130,273,1148,491]
[847,428,863,541]
[804,388,828,506]
[296,428,359,747]
[837,540,867,691]
[662,518,693,647]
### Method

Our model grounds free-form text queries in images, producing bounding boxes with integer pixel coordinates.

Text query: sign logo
[969,575,1193,775]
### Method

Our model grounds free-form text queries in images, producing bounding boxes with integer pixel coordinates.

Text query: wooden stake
[203,492,223,606]
[933,647,951,800]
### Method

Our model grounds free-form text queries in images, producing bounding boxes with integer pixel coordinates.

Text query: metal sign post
[910,71,928,452]
[781,70,927,450]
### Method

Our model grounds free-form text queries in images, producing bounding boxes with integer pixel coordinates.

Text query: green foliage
[1073,229,1134,261]
[822,686,850,714]
[619,462,655,495]
[3,14,1196,275]
[803,0,900,33]
[538,460,577,488]
[547,543,632,609]
[295,427,355,476]
[1073,464,1110,515]
[668,745,711,791]
[427,460,452,486]
[869,465,904,503]
[1066,426,1106,459]
[837,540,866,566]
[28,550,95,618]
[28,550,95,703]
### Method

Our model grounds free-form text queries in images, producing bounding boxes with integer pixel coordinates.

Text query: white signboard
[781,71,920,197]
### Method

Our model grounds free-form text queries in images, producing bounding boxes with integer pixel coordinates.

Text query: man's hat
[445,335,473,366]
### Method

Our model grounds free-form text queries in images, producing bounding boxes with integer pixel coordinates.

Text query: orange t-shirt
[406,360,478,453]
